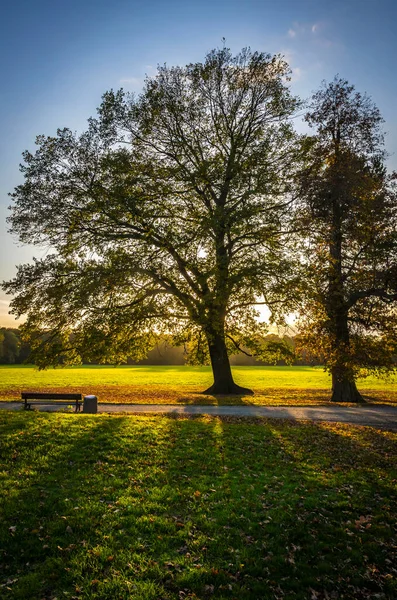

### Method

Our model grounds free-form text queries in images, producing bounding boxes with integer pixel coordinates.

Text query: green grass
[0,411,396,599]
[1,363,396,388]
[0,365,396,405]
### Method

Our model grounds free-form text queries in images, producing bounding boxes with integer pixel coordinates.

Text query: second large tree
[297,78,397,402]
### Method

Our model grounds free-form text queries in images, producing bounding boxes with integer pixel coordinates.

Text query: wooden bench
[22,392,83,412]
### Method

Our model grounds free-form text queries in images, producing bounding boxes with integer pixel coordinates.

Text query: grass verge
[1,412,396,599]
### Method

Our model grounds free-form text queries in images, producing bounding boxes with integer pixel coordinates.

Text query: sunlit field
[0,365,396,405]
[0,412,396,599]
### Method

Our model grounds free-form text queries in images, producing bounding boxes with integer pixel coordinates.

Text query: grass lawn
[0,411,396,599]
[0,365,396,405]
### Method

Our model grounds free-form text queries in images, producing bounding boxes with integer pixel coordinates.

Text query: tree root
[202,383,254,396]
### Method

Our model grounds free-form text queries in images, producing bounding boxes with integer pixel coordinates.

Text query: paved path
[1,402,397,429]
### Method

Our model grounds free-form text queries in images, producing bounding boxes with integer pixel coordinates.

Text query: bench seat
[21,392,83,412]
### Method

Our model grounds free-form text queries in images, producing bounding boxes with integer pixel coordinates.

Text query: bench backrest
[21,393,82,400]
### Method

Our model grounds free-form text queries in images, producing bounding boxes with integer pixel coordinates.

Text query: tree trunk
[327,202,364,403]
[203,330,253,395]
[331,365,364,403]
[328,307,365,402]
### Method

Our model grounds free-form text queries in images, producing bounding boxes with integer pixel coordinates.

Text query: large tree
[3,47,300,394]
[296,78,397,402]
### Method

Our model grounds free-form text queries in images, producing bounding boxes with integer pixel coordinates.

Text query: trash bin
[83,395,98,414]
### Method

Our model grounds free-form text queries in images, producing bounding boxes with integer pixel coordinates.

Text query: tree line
[3,47,397,401]
[0,328,29,364]
[0,327,325,366]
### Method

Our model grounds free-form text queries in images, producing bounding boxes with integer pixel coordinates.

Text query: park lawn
[0,412,396,600]
[0,365,396,405]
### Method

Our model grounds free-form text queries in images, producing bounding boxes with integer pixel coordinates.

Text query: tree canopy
[3,47,301,394]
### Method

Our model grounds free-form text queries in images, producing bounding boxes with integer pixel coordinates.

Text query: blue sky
[1,0,396,325]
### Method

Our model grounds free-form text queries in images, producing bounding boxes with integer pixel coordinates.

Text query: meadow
[0,365,396,405]
[1,411,396,599]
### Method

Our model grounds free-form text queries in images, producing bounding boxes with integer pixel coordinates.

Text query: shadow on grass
[0,412,396,599]
[158,416,397,598]
[361,391,397,405]
[0,413,132,598]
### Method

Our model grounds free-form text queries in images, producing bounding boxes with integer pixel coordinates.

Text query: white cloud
[287,22,306,38]
[284,21,341,57]
[288,21,322,38]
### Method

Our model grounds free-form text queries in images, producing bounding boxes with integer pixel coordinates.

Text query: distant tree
[296,78,397,402]
[0,328,20,364]
[3,47,300,394]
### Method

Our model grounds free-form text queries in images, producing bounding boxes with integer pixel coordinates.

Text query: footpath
[1,401,397,429]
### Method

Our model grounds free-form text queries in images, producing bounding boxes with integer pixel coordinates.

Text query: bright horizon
[1,0,396,327]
